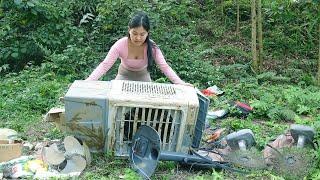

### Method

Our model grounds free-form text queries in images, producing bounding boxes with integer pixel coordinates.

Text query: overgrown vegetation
[0,0,319,179]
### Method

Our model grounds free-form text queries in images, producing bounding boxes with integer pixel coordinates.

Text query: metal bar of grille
[152,109,159,129]
[128,108,132,141]
[120,107,126,152]
[162,109,171,149]
[146,108,152,126]
[168,110,178,151]
[157,109,165,144]
[114,107,120,153]
[133,107,139,135]
[141,108,145,125]
[175,111,185,152]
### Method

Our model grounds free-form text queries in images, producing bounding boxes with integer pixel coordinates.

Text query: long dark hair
[128,11,154,71]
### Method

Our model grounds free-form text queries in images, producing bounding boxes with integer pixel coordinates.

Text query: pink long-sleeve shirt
[86,37,184,84]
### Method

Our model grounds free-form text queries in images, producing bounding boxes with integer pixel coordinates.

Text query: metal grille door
[114,106,182,156]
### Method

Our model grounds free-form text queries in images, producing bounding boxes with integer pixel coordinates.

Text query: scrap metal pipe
[159,151,205,162]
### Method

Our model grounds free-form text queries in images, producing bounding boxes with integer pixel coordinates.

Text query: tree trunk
[251,0,258,72]
[221,0,225,23]
[236,0,240,36]
[257,0,263,71]
[317,24,320,86]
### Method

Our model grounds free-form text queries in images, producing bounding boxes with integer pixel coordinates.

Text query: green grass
[0,67,69,133]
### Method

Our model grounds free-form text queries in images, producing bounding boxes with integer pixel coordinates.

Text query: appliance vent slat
[157,110,166,136]
[162,109,171,149]
[122,81,176,96]
[168,110,178,151]
[152,109,159,129]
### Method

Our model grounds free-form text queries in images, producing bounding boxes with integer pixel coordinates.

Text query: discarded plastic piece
[24,159,48,173]
[45,107,66,132]
[263,133,294,165]
[42,136,90,175]
[0,156,34,167]
[10,163,33,179]
[205,128,225,143]
[207,85,224,95]
[206,110,228,120]
[1,157,44,179]
[23,142,34,151]
[201,85,224,97]
[0,156,34,179]
[45,108,65,122]
[0,128,18,141]
[290,124,315,148]
[43,144,65,165]
[130,125,161,179]
[224,129,266,170]
[198,149,224,162]
[201,89,216,97]
[231,101,253,116]
[34,170,81,179]
[226,129,255,151]
[64,136,85,156]
[60,155,86,174]
[192,88,210,148]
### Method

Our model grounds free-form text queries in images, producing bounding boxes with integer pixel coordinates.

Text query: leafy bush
[0,0,86,72]
[43,45,103,79]
[267,107,296,121]
[257,71,290,84]
[249,85,320,119]
[283,86,320,115]
[263,0,319,56]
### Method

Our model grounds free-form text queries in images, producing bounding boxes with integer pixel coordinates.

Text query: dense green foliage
[0,0,319,179]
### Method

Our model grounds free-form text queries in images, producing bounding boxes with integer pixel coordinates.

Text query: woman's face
[128,26,148,46]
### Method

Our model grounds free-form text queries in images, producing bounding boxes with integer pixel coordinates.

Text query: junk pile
[0,131,91,179]
[263,124,316,179]
[129,124,317,179]
[200,124,316,178]
[127,85,317,179]
[2,84,315,179]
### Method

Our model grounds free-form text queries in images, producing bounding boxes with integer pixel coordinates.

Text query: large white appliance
[63,80,208,157]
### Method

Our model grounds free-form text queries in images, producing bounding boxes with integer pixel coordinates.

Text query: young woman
[86,11,191,86]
